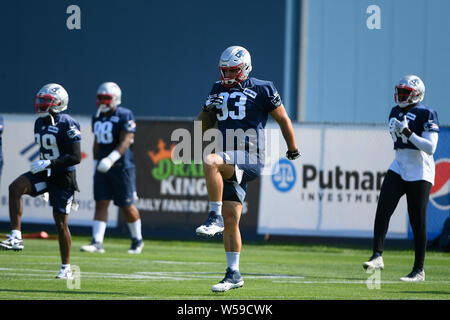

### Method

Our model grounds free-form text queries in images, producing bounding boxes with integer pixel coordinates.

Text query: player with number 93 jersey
[195,46,300,293]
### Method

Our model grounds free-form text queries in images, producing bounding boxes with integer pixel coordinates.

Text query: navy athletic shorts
[25,171,74,215]
[94,166,136,207]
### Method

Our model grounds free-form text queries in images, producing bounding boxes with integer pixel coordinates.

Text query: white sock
[209,201,222,216]
[226,252,240,272]
[92,220,106,243]
[11,230,22,239]
[127,219,142,240]
[61,264,71,270]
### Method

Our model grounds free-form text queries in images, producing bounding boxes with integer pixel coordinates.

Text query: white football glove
[203,94,224,111]
[394,116,409,134]
[388,117,398,133]
[30,160,51,174]
[97,150,121,173]
[41,192,49,202]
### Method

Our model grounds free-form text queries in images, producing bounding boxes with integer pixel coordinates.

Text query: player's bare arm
[270,104,300,159]
[116,131,135,156]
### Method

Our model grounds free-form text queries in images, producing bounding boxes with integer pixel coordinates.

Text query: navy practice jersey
[92,106,136,169]
[207,77,282,154]
[34,114,81,172]
[389,103,439,150]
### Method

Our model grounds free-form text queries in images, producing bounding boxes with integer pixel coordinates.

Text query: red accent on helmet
[34,94,61,115]
[394,85,419,104]
[96,93,114,108]
[219,64,245,87]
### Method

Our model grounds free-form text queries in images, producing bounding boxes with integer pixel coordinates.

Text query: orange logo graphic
[148,139,176,165]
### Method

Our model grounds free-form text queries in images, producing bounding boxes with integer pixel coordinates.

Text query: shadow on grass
[401,291,450,295]
[0,288,131,296]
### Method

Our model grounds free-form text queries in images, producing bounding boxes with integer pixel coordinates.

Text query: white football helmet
[394,75,425,108]
[96,82,122,115]
[34,83,69,117]
[218,46,252,87]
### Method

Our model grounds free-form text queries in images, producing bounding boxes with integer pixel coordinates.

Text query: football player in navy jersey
[80,82,144,254]
[0,84,81,279]
[196,46,300,292]
[363,75,439,282]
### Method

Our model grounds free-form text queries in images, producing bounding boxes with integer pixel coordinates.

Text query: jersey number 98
[94,121,114,144]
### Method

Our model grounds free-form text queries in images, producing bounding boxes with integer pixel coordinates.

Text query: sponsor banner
[132,119,261,239]
[258,123,409,239]
[0,114,117,227]
[422,127,450,241]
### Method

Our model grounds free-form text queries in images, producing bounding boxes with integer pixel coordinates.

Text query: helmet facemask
[219,64,246,87]
[394,85,422,108]
[34,94,62,117]
[96,93,116,114]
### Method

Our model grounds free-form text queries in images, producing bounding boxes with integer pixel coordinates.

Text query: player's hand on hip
[30,160,51,174]
[286,149,301,160]
[97,157,113,173]
[203,94,224,111]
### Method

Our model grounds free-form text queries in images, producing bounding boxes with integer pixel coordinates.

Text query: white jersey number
[216,92,247,121]
[35,133,60,160]
[94,121,114,144]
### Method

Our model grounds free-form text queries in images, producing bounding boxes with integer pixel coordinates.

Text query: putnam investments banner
[258,123,410,239]
[132,119,261,239]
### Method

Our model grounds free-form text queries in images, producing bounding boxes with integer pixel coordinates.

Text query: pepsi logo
[430,158,450,210]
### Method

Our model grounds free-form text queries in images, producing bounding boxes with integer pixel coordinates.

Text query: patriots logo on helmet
[430,159,450,210]
[235,50,245,58]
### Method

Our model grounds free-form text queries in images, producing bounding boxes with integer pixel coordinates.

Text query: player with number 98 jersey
[92,106,136,170]
[81,82,143,255]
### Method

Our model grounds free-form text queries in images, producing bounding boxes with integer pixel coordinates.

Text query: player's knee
[9,180,24,197]
[203,154,222,169]
[223,213,239,228]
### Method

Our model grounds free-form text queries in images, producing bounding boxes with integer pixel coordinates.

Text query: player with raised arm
[196,46,300,292]
[80,82,144,254]
[0,83,81,279]
[362,75,439,282]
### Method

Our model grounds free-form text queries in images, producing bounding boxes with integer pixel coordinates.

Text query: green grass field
[0,234,449,300]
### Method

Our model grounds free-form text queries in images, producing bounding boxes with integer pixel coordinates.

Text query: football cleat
[211,268,244,292]
[362,254,384,271]
[55,267,73,280]
[0,236,24,251]
[400,268,425,282]
[127,238,144,254]
[196,211,224,237]
[80,239,105,253]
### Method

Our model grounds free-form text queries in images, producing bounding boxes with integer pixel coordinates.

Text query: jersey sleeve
[261,81,282,113]
[120,110,136,134]
[423,109,439,133]
[65,118,82,144]
[204,82,221,107]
